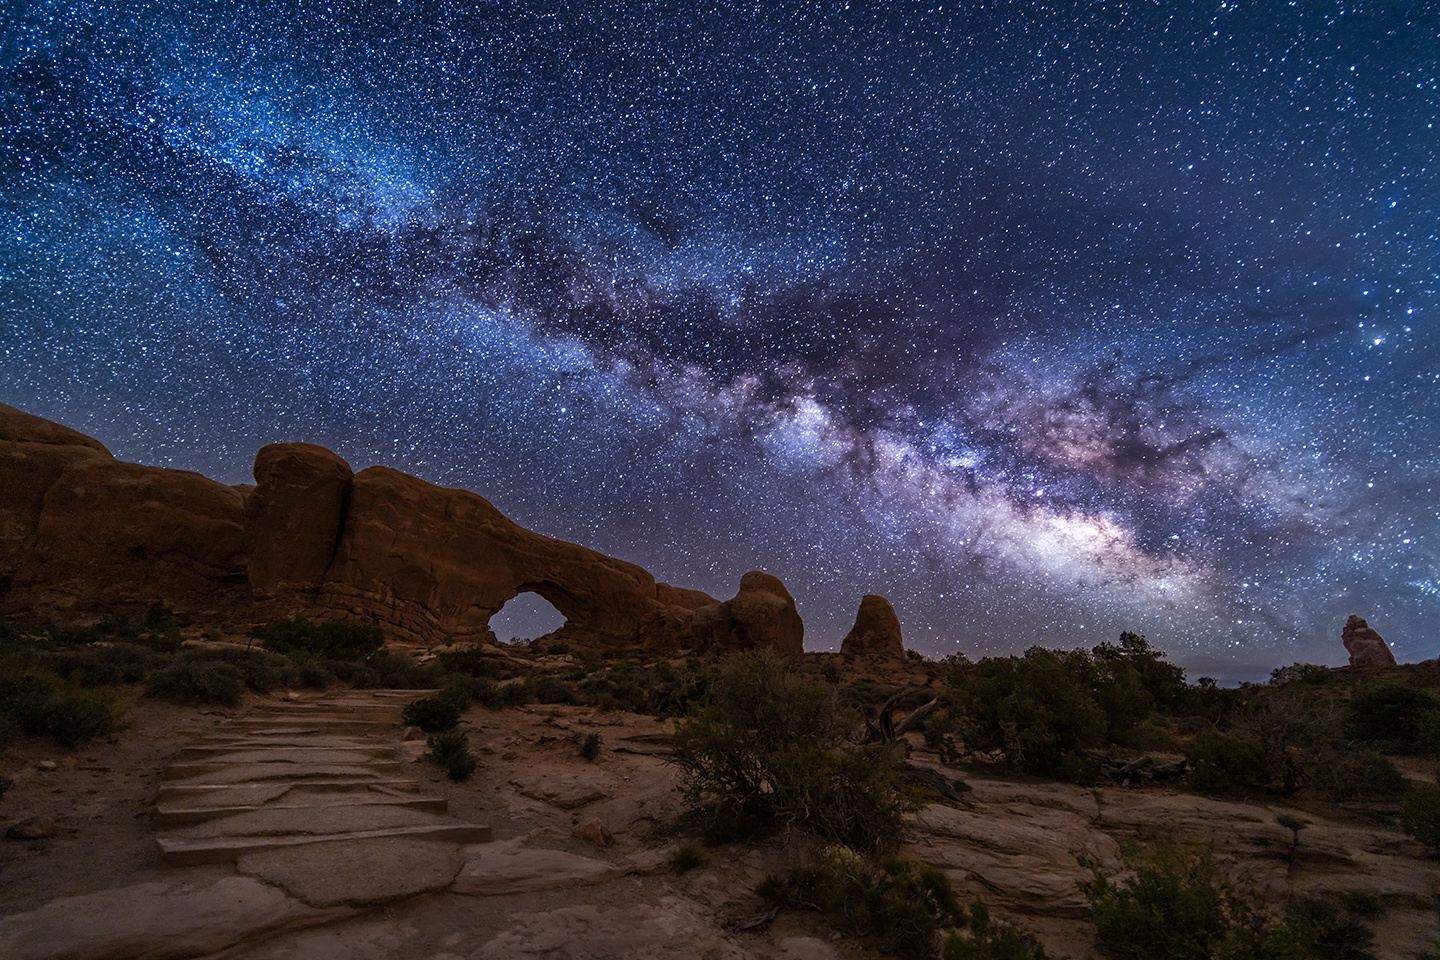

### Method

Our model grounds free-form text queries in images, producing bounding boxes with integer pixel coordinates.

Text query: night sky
[2,2,1437,678]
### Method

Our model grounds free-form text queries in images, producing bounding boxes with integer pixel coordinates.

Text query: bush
[1346,685,1440,753]
[954,648,1107,781]
[324,659,382,688]
[427,729,476,781]
[1087,845,1370,960]
[673,651,906,853]
[251,618,385,662]
[579,732,602,761]
[178,647,295,693]
[402,696,460,732]
[39,643,159,686]
[533,676,576,704]
[500,681,535,707]
[942,901,1049,960]
[761,845,964,960]
[146,661,245,706]
[1402,783,1440,855]
[2,673,120,747]
[1304,747,1407,802]
[434,647,502,678]
[670,843,705,872]
[1185,729,1269,794]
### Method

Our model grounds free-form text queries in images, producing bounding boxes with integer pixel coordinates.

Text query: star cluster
[2,1,1436,678]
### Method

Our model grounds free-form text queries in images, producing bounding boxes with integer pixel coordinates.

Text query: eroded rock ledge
[0,404,804,652]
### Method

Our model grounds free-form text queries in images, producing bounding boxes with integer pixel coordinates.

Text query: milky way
[2,1,1437,678]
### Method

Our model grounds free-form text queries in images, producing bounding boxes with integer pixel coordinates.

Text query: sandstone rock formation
[839,594,904,658]
[0,404,803,653]
[1342,615,1397,669]
[674,571,804,655]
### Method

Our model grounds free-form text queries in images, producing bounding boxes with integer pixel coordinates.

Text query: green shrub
[500,680,535,707]
[533,676,576,704]
[670,843,705,871]
[1304,747,1407,802]
[402,696,460,732]
[674,651,906,853]
[1185,729,1269,794]
[942,901,1049,960]
[1402,783,1440,855]
[434,647,502,678]
[368,651,440,688]
[1346,685,1440,753]
[760,845,964,960]
[40,643,159,686]
[147,661,245,706]
[324,659,382,688]
[251,618,385,661]
[178,647,295,693]
[2,673,120,747]
[427,729,476,781]
[954,648,1107,781]
[579,731,602,761]
[1087,845,1369,960]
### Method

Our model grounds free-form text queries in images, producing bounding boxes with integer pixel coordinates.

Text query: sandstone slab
[237,836,465,907]
[452,838,618,895]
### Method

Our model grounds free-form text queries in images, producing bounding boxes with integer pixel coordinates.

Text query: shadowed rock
[0,404,805,653]
[839,594,904,658]
[1342,615,1397,669]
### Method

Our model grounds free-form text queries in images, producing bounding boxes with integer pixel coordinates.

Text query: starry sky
[2,1,1437,678]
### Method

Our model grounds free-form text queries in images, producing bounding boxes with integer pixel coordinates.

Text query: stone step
[180,739,393,754]
[157,778,425,800]
[162,762,409,785]
[155,795,449,827]
[173,747,397,764]
[156,822,492,866]
[220,718,395,730]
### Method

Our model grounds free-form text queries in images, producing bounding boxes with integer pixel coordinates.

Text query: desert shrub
[673,651,906,853]
[1235,691,1340,796]
[434,647,503,679]
[761,845,964,959]
[1185,729,1268,794]
[324,659,382,688]
[251,618,385,662]
[670,843,705,871]
[533,676,577,704]
[1402,783,1440,855]
[1,669,120,747]
[39,643,159,686]
[402,696,460,732]
[579,732,602,761]
[1285,894,1377,960]
[1087,845,1367,960]
[500,680,535,707]
[575,659,711,717]
[1304,747,1407,802]
[177,647,295,693]
[942,901,1049,960]
[1346,685,1440,753]
[953,648,1107,781]
[147,661,246,706]
[368,650,440,688]
[427,729,476,781]
[292,660,334,690]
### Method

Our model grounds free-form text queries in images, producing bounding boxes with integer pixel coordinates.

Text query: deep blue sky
[3,1,1436,678]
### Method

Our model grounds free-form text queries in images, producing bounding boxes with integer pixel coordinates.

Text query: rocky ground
[2,687,1437,960]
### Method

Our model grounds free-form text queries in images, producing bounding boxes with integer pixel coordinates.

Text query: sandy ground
[2,690,1437,959]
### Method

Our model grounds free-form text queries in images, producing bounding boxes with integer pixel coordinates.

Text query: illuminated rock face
[0,403,815,652]
[839,594,904,658]
[1342,615,1397,669]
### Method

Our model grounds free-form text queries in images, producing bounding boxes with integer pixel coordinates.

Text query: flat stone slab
[0,875,351,960]
[172,747,394,765]
[157,823,492,866]
[166,803,463,840]
[453,838,618,896]
[157,794,449,827]
[237,836,466,906]
[472,897,745,960]
[158,776,423,795]
[163,761,406,784]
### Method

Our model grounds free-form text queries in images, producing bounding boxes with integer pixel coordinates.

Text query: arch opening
[488,590,568,644]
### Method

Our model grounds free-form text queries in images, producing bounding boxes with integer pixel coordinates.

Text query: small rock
[36,760,57,772]
[572,817,615,848]
[5,817,58,840]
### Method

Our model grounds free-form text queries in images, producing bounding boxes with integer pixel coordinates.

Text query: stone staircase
[154,691,491,866]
